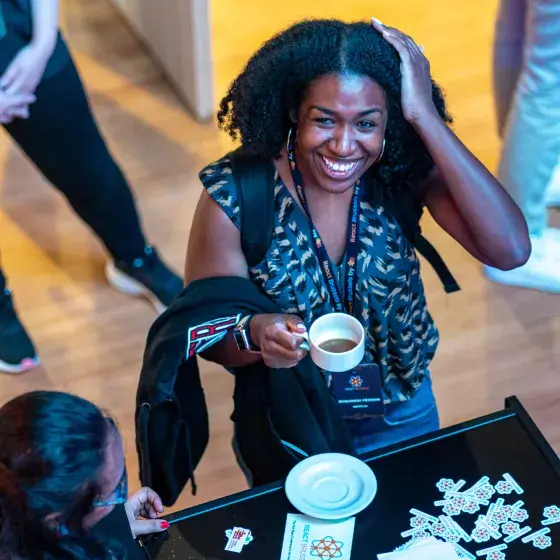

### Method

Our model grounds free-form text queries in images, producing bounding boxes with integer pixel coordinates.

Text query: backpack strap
[229,149,276,268]
[388,193,460,294]
[230,152,459,293]
[413,235,460,293]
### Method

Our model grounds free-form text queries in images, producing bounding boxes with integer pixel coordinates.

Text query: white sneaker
[545,158,560,208]
[483,229,560,293]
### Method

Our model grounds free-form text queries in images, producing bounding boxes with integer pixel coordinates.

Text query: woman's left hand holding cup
[249,314,309,369]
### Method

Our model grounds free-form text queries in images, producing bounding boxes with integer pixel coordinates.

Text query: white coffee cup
[295,313,365,373]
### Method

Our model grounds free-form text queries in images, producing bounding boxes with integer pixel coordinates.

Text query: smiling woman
[184,18,530,469]
[215,20,452,204]
[294,74,385,194]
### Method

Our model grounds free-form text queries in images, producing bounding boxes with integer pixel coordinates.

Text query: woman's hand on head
[371,18,438,125]
[125,487,169,538]
[250,314,308,369]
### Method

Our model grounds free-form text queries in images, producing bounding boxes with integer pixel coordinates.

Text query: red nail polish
[161,521,170,529]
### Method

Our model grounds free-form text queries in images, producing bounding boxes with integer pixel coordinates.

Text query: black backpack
[229,150,459,293]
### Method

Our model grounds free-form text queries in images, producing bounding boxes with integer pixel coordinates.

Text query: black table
[140,396,560,559]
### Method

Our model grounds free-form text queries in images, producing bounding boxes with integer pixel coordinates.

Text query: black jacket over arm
[136,276,354,506]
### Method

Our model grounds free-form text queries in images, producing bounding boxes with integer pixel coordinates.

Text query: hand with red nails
[371,18,438,125]
[124,487,167,538]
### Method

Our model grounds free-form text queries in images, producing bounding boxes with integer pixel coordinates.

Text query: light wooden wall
[109,0,214,121]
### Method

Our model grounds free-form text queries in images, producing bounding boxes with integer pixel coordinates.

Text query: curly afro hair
[218,19,452,199]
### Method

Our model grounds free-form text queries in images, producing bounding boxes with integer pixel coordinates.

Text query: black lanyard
[288,139,362,316]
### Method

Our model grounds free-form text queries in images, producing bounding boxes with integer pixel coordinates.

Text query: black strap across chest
[229,150,460,293]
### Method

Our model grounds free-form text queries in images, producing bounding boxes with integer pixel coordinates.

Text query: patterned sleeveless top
[200,155,439,404]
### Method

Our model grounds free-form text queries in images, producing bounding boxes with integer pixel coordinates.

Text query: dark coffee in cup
[294,313,365,372]
[318,338,358,354]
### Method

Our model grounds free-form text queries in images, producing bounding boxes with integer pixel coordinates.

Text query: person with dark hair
[186,18,530,455]
[0,391,168,559]
[0,0,183,374]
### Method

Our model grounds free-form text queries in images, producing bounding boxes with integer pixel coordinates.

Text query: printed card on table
[280,514,355,560]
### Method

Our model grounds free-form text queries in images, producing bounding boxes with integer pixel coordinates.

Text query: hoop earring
[376,139,386,163]
[286,127,296,152]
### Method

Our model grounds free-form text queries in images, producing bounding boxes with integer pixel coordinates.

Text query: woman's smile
[318,154,364,181]
[294,73,387,194]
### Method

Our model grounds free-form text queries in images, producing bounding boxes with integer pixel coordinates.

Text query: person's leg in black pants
[4,60,149,263]
[0,57,183,372]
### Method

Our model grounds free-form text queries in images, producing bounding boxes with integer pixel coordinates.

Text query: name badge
[330,364,385,420]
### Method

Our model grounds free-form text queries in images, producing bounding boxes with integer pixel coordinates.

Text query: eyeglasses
[93,468,128,508]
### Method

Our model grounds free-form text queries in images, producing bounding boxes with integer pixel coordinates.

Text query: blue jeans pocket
[383,378,439,429]
[351,377,440,455]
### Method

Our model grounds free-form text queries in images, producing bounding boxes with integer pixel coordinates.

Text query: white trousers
[493,0,560,235]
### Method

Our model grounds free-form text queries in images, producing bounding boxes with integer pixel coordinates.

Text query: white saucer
[285,453,377,520]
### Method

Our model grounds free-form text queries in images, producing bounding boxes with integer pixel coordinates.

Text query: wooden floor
[1,0,560,514]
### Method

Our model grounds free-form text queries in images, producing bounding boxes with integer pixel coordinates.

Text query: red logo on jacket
[187,315,241,357]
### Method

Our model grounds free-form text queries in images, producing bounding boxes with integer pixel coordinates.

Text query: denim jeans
[348,376,440,456]
[493,0,560,235]
[232,377,439,485]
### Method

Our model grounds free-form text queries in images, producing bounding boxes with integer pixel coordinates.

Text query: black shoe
[0,290,39,373]
[105,246,183,314]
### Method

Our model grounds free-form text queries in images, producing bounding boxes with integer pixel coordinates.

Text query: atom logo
[310,536,344,559]
[534,535,552,550]
[436,478,455,493]
[543,505,560,520]
[349,375,363,388]
[495,481,513,495]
